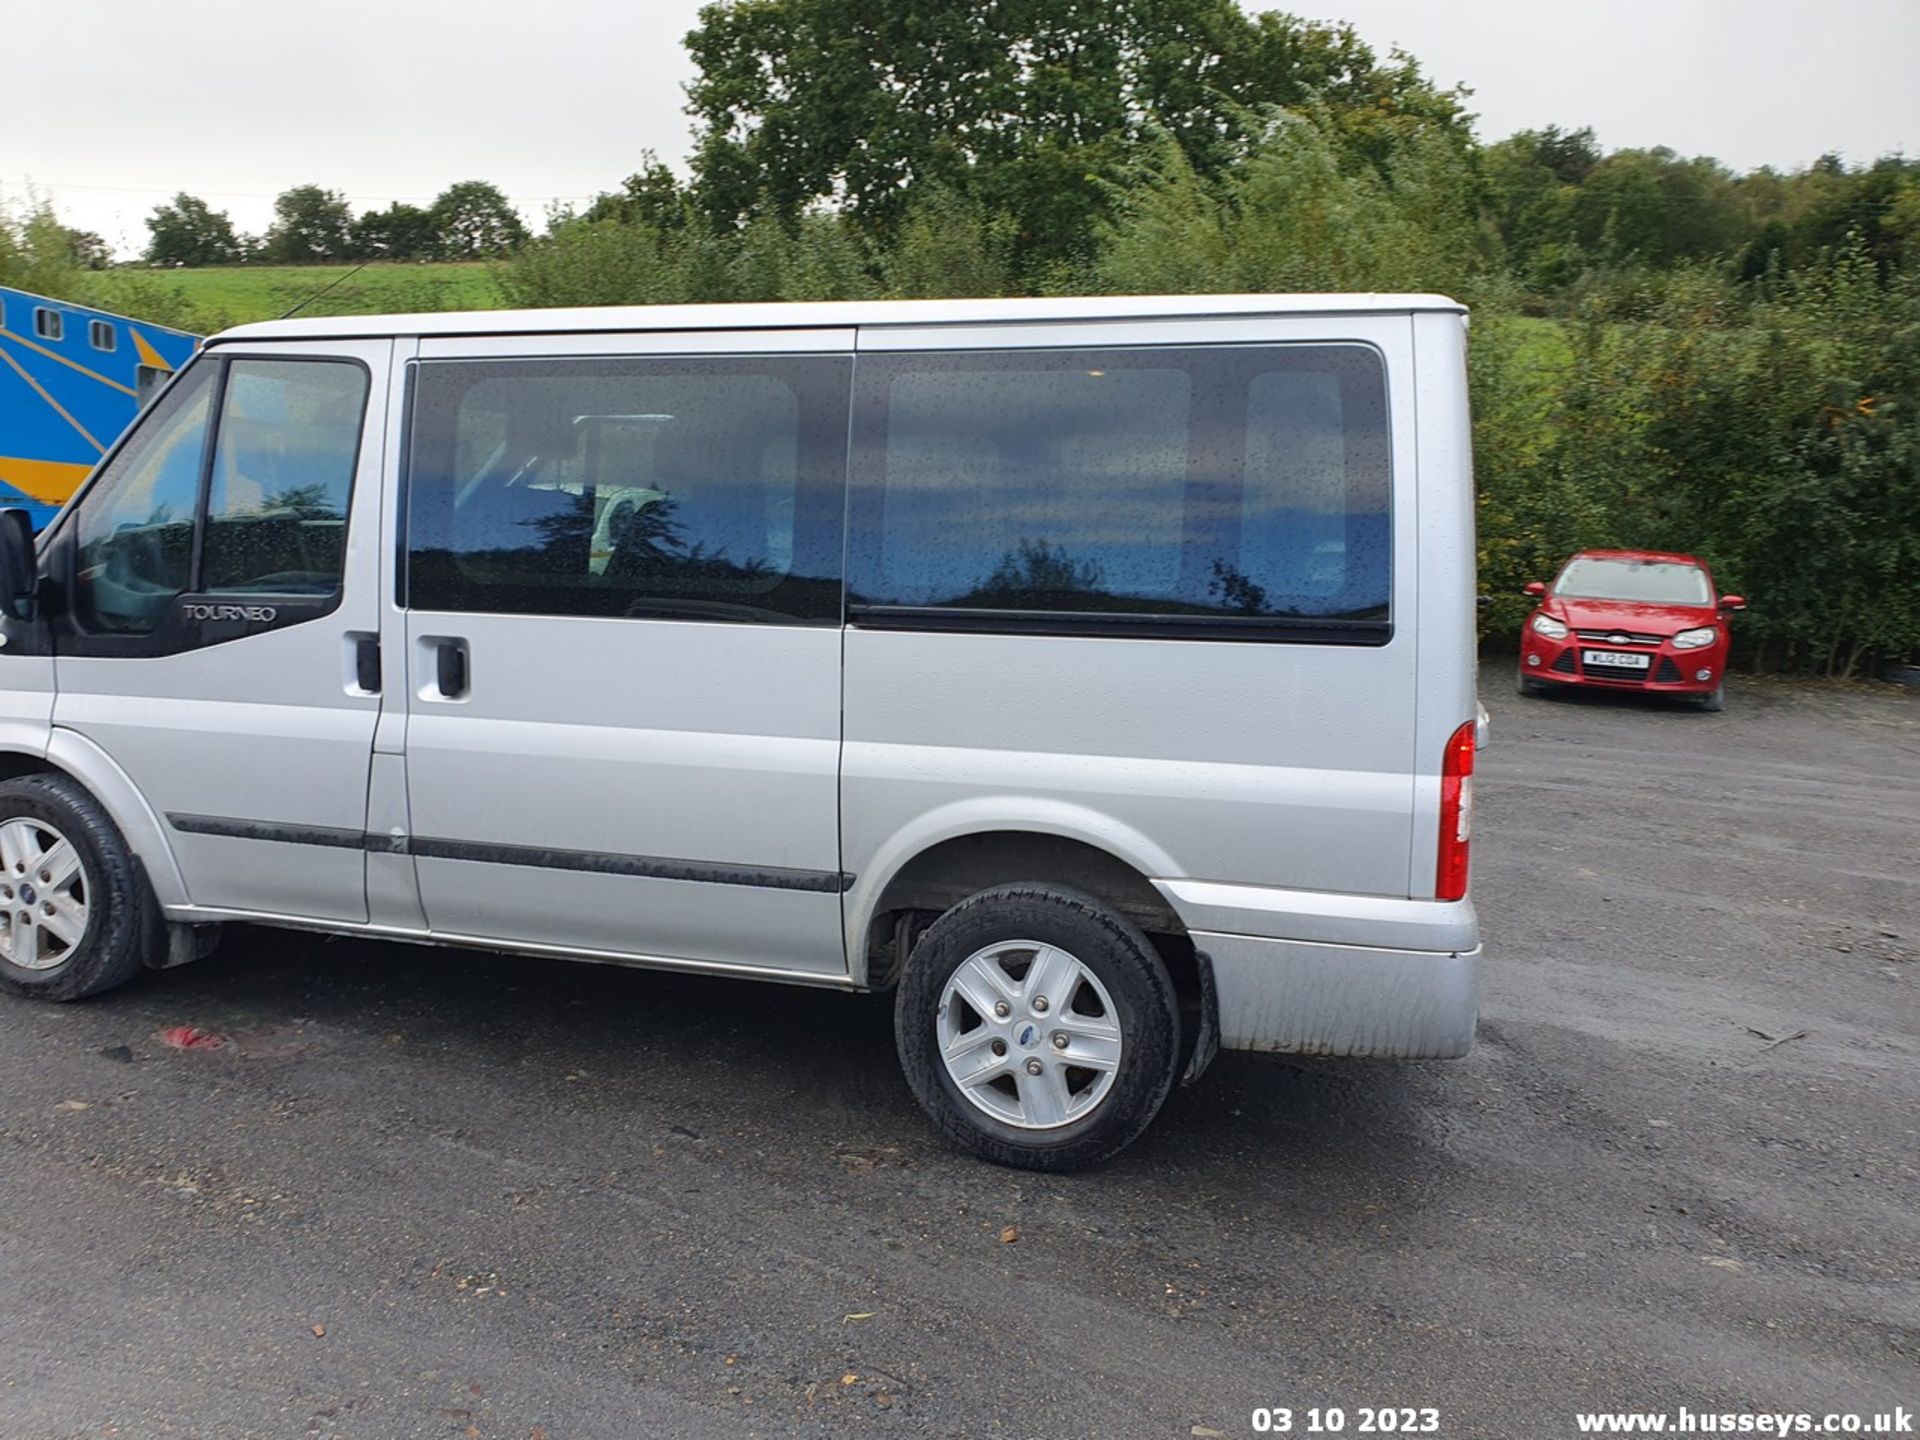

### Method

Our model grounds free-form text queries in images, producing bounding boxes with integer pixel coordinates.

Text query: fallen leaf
[841,1373,859,1386]
[310,1323,327,1337]
[54,1099,91,1113]
[843,1311,875,1323]
[999,1225,1020,1244]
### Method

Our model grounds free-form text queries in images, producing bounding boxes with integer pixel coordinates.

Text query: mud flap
[1181,948,1221,1085]
[151,922,222,970]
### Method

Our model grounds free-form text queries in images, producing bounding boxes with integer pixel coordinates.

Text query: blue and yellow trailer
[0,285,200,529]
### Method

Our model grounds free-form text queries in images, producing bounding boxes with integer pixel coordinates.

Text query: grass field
[142,261,506,329]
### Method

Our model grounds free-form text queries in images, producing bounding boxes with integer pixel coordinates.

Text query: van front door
[49,341,391,923]
[397,333,851,977]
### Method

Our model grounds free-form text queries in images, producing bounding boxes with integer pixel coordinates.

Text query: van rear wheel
[895,884,1180,1171]
[0,775,160,1002]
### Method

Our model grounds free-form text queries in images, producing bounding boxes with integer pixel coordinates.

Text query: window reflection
[849,346,1390,624]
[406,359,847,623]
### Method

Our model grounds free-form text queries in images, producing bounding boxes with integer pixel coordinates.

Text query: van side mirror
[1719,594,1747,612]
[0,509,36,618]
[1523,581,1547,598]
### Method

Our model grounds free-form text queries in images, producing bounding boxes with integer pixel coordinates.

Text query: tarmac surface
[1,675,1914,1438]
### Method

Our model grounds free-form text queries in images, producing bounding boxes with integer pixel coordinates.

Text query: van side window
[406,355,849,623]
[72,362,220,633]
[848,345,1390,637]
[202,360,366,594]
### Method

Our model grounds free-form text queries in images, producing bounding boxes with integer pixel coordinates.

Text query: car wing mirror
[1719,594,1747,612]
[1523,581,1547,598]
[0,509,36,619]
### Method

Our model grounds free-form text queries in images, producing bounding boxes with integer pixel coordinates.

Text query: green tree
[145,192,243,267]
[1085,106,1484,298]
[582,154,692,229]
[879,187,1016,298]
[500,216,734,308]
[67,230,112,270]
[350,201,439,260]
[682,0,1469,280]
[1482,127,1600,292]
[1567,147,1747,267]
[266,185,354,263]
[430,181,528,259]
[0,197,87,296]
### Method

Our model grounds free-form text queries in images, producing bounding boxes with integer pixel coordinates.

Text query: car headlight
[1530,614,1568,640]
[1673,626,1718,650]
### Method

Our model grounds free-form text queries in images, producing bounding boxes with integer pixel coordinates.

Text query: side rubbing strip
[167,813,367,850]
[405,836,851,893]
[164,814,852,893]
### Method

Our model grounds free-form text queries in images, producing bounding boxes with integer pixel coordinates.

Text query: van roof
[212,292,1466,344]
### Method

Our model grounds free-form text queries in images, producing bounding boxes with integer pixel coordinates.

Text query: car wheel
[895,884,1181,1172]
[0,774,161,1002]
[1696,684,1725,713]
[1517,671,1545,696]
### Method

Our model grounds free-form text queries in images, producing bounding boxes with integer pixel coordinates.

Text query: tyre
[895,883,1181,1171]
[0,774,161,1002]
[1697,683,1725,713]
[1517,670,1545,696]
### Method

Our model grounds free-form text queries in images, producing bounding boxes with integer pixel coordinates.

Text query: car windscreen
[1554,557,1710,605]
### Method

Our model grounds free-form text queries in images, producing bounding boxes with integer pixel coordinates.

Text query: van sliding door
[397,331,853,976]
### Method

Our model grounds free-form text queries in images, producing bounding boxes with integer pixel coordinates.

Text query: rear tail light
[1436,720,1476,901]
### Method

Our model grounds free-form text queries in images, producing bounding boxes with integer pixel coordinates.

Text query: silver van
[0,294,1480,1169]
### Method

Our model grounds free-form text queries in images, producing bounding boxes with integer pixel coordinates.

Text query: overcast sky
[10,0,1917,256]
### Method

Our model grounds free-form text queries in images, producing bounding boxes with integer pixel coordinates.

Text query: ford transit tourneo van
[0,294,1480,1169]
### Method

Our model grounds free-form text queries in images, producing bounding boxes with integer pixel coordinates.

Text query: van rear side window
[848,345,1390,638]
[405,355,851,623]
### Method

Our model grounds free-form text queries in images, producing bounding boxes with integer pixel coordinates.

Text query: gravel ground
[0,675,1914,1439]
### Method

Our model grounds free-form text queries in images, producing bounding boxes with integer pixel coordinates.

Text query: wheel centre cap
[19,883,36,906]
[1014,1021,1041,1050]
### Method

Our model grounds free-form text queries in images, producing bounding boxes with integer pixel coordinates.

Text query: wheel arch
[848,806,1192,994]
[0,737,188,907]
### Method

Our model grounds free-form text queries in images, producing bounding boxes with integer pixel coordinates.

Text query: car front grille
[1655,657,1684,683]
[1575,628,1665,646]
[1581,657,1653,683]
[1551,650,1576,674]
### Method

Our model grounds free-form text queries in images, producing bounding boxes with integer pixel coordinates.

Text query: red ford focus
[1517,550,1745,711]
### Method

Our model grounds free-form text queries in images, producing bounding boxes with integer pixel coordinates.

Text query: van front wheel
[0,774,160,1002]
[895,884,1181,1171]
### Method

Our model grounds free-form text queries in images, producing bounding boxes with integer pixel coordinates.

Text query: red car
[1517,549,1745,711]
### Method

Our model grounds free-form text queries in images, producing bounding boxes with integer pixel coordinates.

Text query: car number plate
[1583,649,1650,669]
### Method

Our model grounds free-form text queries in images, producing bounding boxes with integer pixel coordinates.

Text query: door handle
[434,638,469,699]
[353,634,381,693]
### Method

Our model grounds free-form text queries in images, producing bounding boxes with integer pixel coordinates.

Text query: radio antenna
[279,260,370,320]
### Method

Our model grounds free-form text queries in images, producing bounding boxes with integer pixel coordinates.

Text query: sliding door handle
[435,639,469,699]
[353,634,381,693]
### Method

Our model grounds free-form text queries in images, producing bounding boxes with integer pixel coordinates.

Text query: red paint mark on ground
[156,1025,228,1051]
